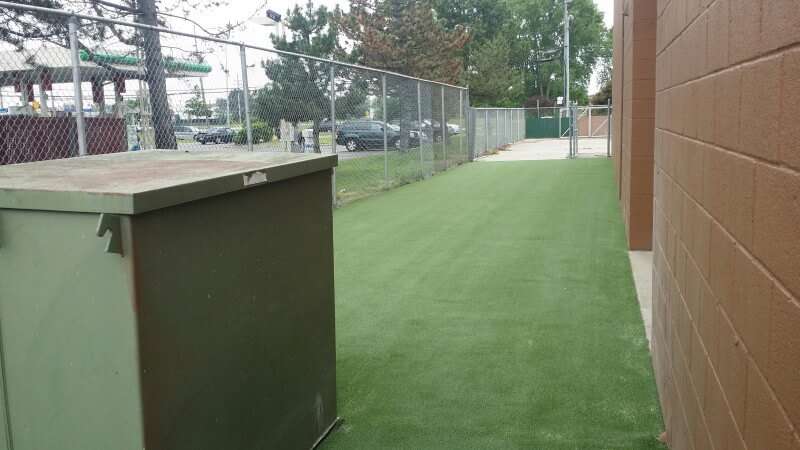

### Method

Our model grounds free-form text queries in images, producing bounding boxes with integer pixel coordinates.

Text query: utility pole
[223,67,231,127]
[235,74,243,123]
[564,0,571,109]
[137,0,177,149]
[193,25,209,128]
[224,50,231,127]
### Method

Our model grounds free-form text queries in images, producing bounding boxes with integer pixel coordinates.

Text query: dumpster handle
[96,213,123,255]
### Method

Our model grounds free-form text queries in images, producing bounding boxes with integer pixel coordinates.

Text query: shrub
[233,121,274,145]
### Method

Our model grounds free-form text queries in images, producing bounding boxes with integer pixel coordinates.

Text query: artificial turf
[324,158,665,450]
[335,135,469,204]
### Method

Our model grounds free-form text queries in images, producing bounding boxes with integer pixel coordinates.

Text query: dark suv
[195,127,235,144]
[335,121,400,151]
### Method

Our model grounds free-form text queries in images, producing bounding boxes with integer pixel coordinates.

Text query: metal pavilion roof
[0,47,211,86]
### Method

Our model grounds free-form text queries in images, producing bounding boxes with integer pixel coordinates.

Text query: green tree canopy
[431,0,510,69]
[184,86,212,118]
[428,0,610,105]
[467,37,525,107]
[507,0,608,105]
[340,0,470,84]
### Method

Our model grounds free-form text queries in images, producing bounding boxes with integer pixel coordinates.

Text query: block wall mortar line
[654,218,744,446]
[653,174,800,442]
[656,128,800,179]
[656,39,800,94]
[656,0,713,59]
[655,159,800,309]
[672,338,713,450]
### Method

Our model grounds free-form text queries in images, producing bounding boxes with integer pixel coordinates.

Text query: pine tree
[252,1,367,153]
[340,0,470,85]
[468,37,524,107]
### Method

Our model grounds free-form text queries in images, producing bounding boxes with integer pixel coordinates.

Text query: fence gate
[523,106,612,140]
[578,106,611,138]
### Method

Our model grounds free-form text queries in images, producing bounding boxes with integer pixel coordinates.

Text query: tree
[340,0,470,148]
[252,1,367,152]
[340,0,470,84]
[467,37,524,107]
[213,97,228,123]
[505,0,608,105]
[591,25,613,105]
[590,79,611,105]
[431,0,511,70]
[184,85,212,119]
[227,88,246,124]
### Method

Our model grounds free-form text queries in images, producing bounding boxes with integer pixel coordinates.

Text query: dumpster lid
[0,150,337,214]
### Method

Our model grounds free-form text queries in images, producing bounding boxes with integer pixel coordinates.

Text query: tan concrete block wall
[650,0,800,448]
[613,0,657,250]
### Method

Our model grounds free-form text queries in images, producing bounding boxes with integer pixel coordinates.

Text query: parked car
[174,126,199,140]
[336,120,397,151]
[195,127,235,144]
[423,120,459,142]
[335,120,423,151]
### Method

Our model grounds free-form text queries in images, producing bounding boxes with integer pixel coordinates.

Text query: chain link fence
[0,2,523,204]
[470,108,525,158]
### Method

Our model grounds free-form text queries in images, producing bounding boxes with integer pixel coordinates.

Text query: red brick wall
[613,0,657,250]
[650,0,800,448]
[0,117,127,165]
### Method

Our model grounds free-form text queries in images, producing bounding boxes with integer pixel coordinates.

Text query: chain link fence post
[382,74,388,187]
[573,103,579,158]
[68,17,87,157]
[459,90,463,162]
[441,88,447,170]
[607,99,612,158]
[511,109,514,145]
[239,45,253,151]
[484,110,489,152]
[330,64,337,206]
[417,81,424,178]
[508,110,511,144]
[496,109,500,149]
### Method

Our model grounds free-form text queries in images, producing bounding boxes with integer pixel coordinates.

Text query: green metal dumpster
[0,150,338,450]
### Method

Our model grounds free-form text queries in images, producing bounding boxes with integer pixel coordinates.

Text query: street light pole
[224,65,231,127]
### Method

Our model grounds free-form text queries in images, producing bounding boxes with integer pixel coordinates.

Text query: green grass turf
[335,135,469,204]
[323,158,665,450]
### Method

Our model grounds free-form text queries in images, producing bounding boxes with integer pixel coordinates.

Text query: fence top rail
[471,107,526,110]
[0,0,468,91]
[520,105,612,109]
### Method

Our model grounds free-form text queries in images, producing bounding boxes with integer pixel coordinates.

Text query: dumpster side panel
[0,343,8,450]
[0,210,144,450]
[131,169,337,450]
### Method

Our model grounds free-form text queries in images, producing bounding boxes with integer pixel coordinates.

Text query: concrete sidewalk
[479,138,609,161]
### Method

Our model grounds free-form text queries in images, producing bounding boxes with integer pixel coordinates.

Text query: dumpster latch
[96,213,123,256]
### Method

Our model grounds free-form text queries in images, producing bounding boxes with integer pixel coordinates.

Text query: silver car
[174,126,199,140]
